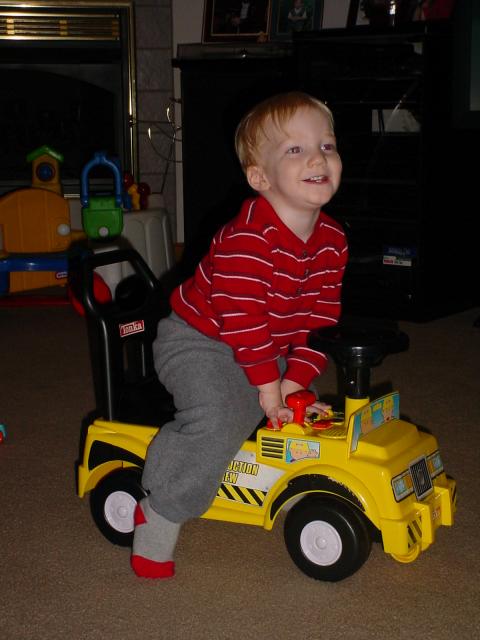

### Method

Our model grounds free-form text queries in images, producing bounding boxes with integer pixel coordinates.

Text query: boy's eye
[287,146,302,154]
[321,143,336,152]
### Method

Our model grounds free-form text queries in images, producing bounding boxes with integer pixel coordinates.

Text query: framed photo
[270,0,324,41]
[347,0,393,27]
[347,1,455,28]
[347,1,366,27]
[202,0,271,43]
[411,0,456,21]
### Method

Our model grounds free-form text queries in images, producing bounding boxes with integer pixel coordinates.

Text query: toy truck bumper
[380,477,457,558]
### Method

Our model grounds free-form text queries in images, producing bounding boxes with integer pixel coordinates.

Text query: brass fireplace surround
[0,0,138,179]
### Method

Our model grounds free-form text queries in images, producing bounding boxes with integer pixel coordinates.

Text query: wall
[171,1,204,241]
[133,0,176,234]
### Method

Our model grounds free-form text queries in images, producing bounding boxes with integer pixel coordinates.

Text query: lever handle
[286,390,316,424]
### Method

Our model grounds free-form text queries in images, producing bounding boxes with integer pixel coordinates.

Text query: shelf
[176,21,479,320]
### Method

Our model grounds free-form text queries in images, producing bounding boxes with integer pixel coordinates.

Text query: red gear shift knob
[286,390,316,424]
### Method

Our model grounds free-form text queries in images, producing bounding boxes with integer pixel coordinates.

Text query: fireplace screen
[0,1,137,196]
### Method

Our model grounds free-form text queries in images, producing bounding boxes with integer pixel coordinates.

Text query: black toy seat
[308,316,409,399]
[74,248,175,426]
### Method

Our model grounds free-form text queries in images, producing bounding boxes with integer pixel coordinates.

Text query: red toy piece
[266,389,317,430]
[137,182,151,210]
[123,171,135,190]
[68,271,112,316]
[286,390,316,424]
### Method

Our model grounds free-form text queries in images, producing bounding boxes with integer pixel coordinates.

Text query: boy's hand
[257,381,293,428]
[280,379,306,404]
[281,379,331,418]
[258,380,331,429]
[306,400,332,418]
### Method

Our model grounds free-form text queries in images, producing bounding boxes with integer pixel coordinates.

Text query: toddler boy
[131,91,348,578]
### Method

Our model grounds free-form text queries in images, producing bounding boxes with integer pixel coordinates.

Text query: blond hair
[235,91,334,172]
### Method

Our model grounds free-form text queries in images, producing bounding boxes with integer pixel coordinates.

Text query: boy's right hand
[264,404,294,429]
[257,381,294,429]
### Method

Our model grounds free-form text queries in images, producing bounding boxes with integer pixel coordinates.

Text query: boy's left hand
[281,379,331,418]
[306,399,332,417]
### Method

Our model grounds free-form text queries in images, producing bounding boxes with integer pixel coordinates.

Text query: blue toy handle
[80,152,123,208]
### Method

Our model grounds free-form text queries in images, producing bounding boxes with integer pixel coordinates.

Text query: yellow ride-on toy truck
[75,249,456,582]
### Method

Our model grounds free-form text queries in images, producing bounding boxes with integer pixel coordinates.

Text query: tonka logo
[119,320,145,337]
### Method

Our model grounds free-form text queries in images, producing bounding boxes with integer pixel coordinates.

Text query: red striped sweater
[171,196,348,387]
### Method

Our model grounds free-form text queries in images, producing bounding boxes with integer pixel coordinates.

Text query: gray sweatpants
[142,313,265,523]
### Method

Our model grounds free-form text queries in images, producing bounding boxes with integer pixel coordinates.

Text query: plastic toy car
[75,249,457,582]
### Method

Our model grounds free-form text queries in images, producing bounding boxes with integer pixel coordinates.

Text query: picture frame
[347,1,389,27]
[347,1,455,28]
[202,0,271,43]
[270,0,324,41]
[411,0,456,21]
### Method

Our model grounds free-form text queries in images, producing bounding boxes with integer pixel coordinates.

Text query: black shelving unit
[173,22,479,320]
[295,22,479,320]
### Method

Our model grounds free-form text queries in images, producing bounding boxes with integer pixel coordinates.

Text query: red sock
[131,502,176,579]
[130,555,175,579]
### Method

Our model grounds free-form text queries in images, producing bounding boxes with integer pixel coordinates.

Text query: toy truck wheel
[90,468,146,547]
[391,545,421,564]
[284,497,371,582]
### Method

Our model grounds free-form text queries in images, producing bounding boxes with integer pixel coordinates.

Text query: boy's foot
[131,497,180,579]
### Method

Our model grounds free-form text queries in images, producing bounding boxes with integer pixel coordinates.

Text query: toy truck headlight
[427,450,444,478]
[392,469,414,502]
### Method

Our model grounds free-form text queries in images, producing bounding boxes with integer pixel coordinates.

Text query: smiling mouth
[303,175,328,184]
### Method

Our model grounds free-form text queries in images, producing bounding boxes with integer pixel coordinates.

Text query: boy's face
[246,106,342,219]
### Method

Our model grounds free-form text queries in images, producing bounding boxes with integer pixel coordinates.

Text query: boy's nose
[308,149,327,166]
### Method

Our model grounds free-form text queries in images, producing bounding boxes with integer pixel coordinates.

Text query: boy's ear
[246,165,270,192]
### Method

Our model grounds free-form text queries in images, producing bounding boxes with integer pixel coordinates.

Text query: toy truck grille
[410,457,433,500]
[260,436,285,459]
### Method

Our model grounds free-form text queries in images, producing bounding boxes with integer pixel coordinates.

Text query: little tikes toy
[0,251,69,298]
[76,249,456,582]
[27,145,63,195]
[81,152,124,240]
[0,169,82,295]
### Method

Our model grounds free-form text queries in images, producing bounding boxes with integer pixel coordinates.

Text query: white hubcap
[104,491,137,533]
[300,520,343,566]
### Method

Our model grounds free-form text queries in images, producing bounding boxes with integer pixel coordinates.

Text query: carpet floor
[1,304,479,640]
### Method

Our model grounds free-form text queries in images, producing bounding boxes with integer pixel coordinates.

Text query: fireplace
[0,1,137,197]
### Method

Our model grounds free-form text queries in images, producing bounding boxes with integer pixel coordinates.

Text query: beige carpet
[1,303,479,640]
